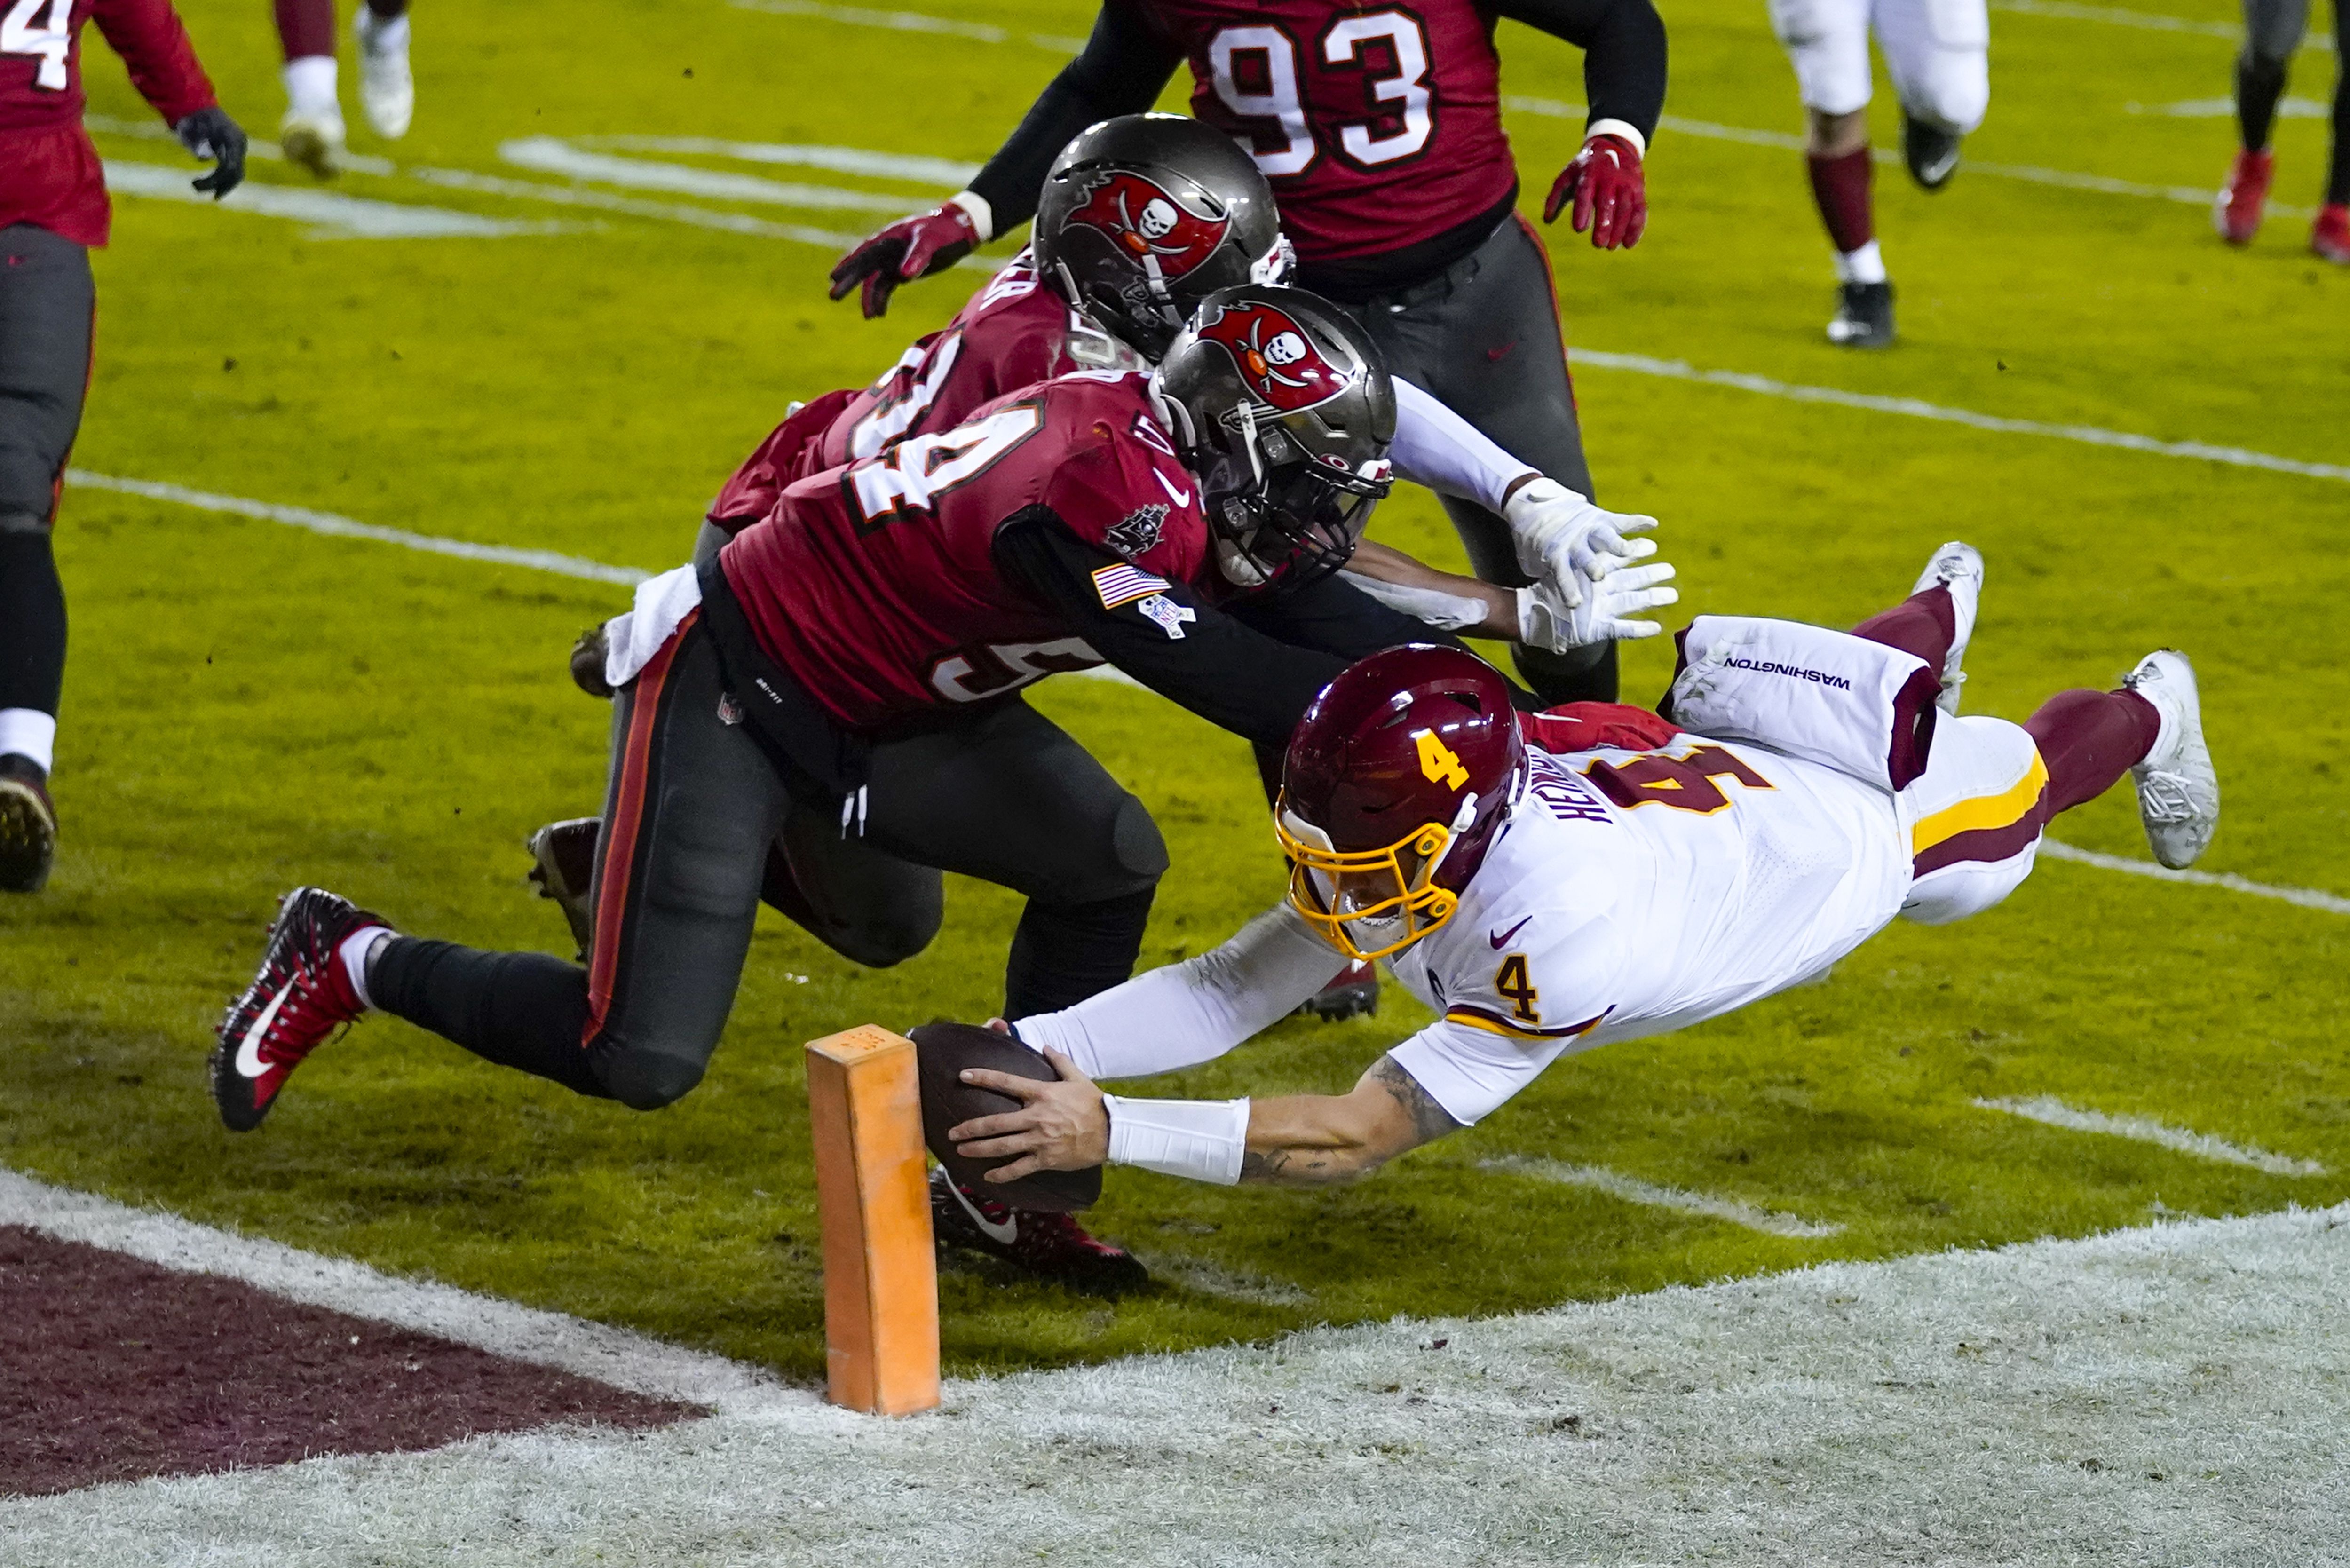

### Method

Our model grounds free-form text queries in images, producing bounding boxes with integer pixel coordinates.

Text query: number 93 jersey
[1386,735,1915,1126]
[1134,0,1518,264]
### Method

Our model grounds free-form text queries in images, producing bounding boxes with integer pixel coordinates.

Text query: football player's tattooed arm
[992,511,1347,747]
[1238,1057,1464,1187]
[966,1,1184,233]
[1490,0,1669,146]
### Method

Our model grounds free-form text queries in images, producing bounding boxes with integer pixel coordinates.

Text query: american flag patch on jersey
[1092,562,1174,609]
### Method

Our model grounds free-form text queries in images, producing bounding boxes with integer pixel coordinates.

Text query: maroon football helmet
[1276,645,1526,960]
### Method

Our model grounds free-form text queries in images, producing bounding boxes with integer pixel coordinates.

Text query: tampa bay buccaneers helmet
[1277,645,1527,961]
[1152,284,1396,592]
[1035,114,1294,360]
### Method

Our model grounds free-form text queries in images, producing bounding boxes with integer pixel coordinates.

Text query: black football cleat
[0,753,56,893]
[1828,281,1896,349]
[212,887,384,1131]
[526,817,601,960]
[1902,112,1962,191]
[929,1167,1148,1296]
[1298,958,1380,1022]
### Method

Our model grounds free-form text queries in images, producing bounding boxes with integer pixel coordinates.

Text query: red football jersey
[1137,0,1517,262]
[720,370,1217,729]
[707,253,1142,529]
[0,0,217,247]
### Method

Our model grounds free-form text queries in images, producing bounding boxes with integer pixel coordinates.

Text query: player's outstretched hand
[1517,561,1678,649]
[948,1046,1108,1184]
[828,202,982,319]
[1503,477,1661,584]
[1543,133,1646,249]
[175,107,247,200]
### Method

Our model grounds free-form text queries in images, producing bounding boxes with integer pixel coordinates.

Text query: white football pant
[1766,0,1991,133]
[1899,715,2045,926]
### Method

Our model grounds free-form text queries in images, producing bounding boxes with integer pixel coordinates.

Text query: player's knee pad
[597,1045,709,1110]
[1769,0,1875,116]
[819,900,942,969]
[1097,791,1170,899]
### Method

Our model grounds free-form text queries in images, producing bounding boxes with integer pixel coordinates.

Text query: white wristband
[1585,118,1647,158]
[1103,1094,1250,1186]
[947,189,995,244]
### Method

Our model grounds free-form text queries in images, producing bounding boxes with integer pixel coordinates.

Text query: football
[911,1020,1103,1213]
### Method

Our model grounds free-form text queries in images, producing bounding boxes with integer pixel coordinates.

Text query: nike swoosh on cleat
[945,1176,1019,1246]
[234,987,291,1078]
[1489,916,1533,950]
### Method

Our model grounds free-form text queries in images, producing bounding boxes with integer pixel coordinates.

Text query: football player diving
[931,547,2222,1197]
[828,0,1668,712]
[212,285,1664,1291]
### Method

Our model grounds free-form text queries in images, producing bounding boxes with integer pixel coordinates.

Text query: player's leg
[352,0,414,141]
[275,0,346,177]
[2219,0,2308,242]
[2313,1,2350,260]
[1769,0,1894,345]
[1851,540,1981,712]
[1874,0,1990,191]
[0,225,94,895]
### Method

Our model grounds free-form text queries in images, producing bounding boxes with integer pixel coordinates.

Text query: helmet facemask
[1276,790,1480,961]
[1194,399,1392,591]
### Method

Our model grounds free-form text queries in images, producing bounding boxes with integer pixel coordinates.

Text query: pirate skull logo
[1193,301,1352,414]
[1061,172,1229,279]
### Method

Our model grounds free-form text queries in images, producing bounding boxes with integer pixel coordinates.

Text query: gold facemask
[1274,800,1461,962]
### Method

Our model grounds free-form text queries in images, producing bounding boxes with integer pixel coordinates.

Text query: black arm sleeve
[966,1,1185,231]
[1490,0,1668,145]
[993,512,1346,748]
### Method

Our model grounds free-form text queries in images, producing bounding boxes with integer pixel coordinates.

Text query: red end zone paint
[0,1226,702,1498]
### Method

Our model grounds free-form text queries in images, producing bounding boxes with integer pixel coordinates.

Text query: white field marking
[498,137,918,214]
[2040,838,2350,915]
[86,111,401,176]
[1134,1251,1314,1307]
[8,1203,2346,1565]
[1572,348,2350,484]
[2128,95,2332,117]
[1975,1096,2329,1177]
[1482,1155,1846,1239]
[66,471,652,587]
[101,162,563,240]
[1992,0,2333,48]
[728,0,1088,52]
[576,135,978,188]
[0,1167,797,1413]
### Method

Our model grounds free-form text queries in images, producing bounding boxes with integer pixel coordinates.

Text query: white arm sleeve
[1390,379,1534,515]
[1337,568,1490,631]
[1013,903,1338,1081]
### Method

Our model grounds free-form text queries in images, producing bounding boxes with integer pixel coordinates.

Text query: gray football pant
[0,224,92,727]
[1331,213,1617,705]
[2239,0,2350,204]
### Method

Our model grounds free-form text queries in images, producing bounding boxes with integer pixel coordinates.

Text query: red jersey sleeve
[91,0,215,125]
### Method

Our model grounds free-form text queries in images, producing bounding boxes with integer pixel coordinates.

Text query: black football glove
[174,106,247,200]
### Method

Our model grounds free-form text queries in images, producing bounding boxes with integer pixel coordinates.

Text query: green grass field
[0,0,2343,1380]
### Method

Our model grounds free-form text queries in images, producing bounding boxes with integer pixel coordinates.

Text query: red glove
[1521,701,1680,755]
[1542,134,1647,250]
[828,202,983,319]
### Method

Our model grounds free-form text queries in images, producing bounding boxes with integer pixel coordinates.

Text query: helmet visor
[1274,803,1458,961]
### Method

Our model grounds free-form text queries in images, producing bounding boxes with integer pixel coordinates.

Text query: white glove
[1503,476,1662,587]
[1515,564,1679,649]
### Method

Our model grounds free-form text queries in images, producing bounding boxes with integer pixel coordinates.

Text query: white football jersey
[1386,737,1913,1125]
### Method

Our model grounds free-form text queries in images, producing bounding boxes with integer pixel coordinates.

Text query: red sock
[1852,585,1955,669]
[1806,147,1875,253]
[2025,689,2162,816]
[275,0,335,60]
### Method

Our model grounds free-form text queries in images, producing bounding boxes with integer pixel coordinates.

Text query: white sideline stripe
[10,1204,2345,1564]
[576,136,979,187]
[728,0,1087,52]
[1572,348,2350,484]
[102,162,561,240]
[2129,95,2332,118]
[1991,0,2332,48]
[0,1167,798,1414]
[1975,1096,2329,1177]
[1483,1155,1845,1238]
[65,471,653,587]
[498,138,920,213]
[2039,838,2350,915]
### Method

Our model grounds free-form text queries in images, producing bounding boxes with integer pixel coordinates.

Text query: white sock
[283,55,340,118]
[340,926,393,1010]
[0,708,55,775]
[359,11,409,54]
[1836,240,1888,285]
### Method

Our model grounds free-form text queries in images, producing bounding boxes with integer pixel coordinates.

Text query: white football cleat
[278,106,346,179]
[353,6,415,140]
[1911,540,1982,715]
[2123,650,2219,870]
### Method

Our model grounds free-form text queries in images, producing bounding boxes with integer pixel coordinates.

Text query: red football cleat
[212,887,386,1132]
[2215,149,2274,245]
[2313,203,2350,264]
[1297,958,1380,1022]
[929,1167,1148,1295]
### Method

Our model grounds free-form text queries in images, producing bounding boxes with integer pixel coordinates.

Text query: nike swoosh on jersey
[234,987,291,1078]
[1154,469,1193,508]
[1489,916,1533,950]
[945,1174,1019,1246]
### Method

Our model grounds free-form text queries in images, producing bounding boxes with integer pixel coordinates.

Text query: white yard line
[1483,1155,1845,1238]
[727,0,1087,52]
[2039,838,2350,915]
[3,1196,2343,1565]
[1991,0,2333,48]
[1975,1096,2329,1176]
[574,136,979,187]
[101,162,564,240]
[498,137,921,213]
